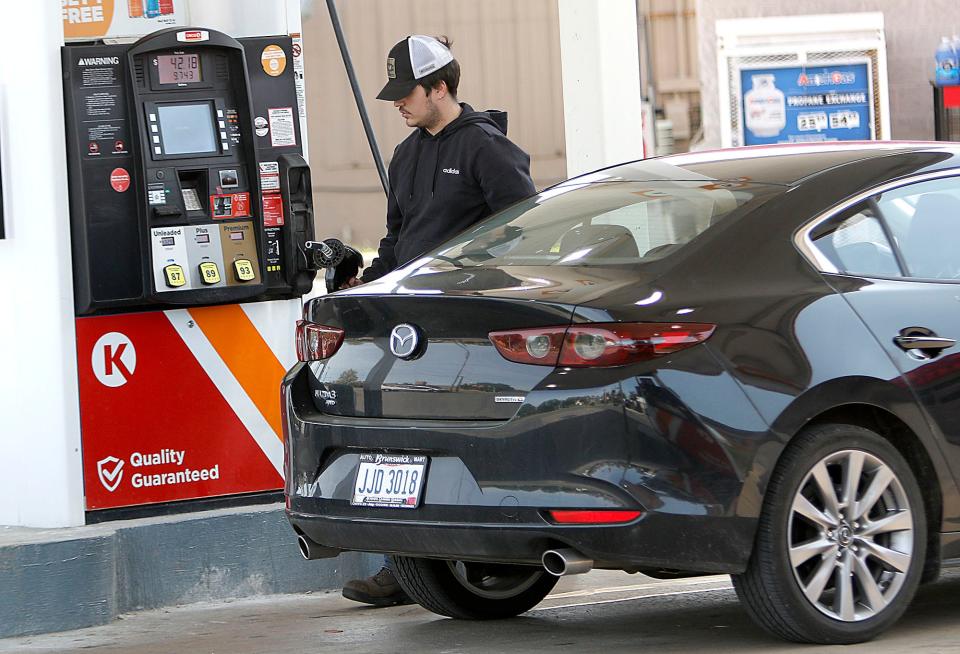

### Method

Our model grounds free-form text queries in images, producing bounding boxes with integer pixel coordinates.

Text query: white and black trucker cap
[376,35,454,101]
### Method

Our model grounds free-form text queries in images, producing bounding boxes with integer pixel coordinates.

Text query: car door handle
[893,335,957,351]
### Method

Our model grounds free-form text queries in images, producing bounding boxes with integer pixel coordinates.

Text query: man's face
[394,84,441,130]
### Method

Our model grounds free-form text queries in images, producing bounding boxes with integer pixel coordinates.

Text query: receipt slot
[63,27,317,514]
[63,27,316,315]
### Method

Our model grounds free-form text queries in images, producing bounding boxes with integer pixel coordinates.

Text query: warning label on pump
[263,194,284,227]
[81,65,118,88]
[88,123,122,142]
[210,192,251,219]
[254,116,269,138]
[258,161,280,191]
[85,91,118,116]
[292,34,308,128]
[268,107,296,147]
[265,226,282,272]
[261,45,287,77]
[110,167,131,192]
[260,161,283,227]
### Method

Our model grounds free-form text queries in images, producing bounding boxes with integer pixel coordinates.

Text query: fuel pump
[63,27,317,315]
[62,25,318,514]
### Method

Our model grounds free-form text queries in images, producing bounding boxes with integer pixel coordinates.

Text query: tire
[733,423,927,644]
[390,556,558,619]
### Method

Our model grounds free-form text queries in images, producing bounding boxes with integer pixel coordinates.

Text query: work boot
[342,567,413,607]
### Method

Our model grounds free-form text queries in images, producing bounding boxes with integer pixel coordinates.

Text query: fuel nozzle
[304,238,364,293]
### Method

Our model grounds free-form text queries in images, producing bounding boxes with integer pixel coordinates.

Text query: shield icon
[97,456,125,493]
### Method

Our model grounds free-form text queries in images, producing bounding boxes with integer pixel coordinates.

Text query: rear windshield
[426,180,781,267]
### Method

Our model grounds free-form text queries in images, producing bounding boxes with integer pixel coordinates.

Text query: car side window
[810,204,901,278]
[875,178,960,280]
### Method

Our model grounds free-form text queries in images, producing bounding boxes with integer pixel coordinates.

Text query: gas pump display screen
[157,103,218,155]
[158,54,202,85]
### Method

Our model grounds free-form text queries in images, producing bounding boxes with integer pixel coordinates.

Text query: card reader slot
[177,169,208,216]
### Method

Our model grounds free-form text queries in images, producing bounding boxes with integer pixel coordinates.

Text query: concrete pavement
[4,568,960,652]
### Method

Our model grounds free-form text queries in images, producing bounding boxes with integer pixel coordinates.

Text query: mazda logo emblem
[390,324,421,359]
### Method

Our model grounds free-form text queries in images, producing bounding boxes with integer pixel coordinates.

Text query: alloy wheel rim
[446,561,543,600]
[788,449,914,622]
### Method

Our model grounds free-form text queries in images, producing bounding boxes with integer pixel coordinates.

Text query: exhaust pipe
[297,534,342,560]
[542,548,593,576]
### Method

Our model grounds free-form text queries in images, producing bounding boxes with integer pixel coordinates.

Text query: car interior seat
[557,224,640,261]
[814,209,899,277]
[638,198,706,259]
[833,241,899,277]
[902,193,960,278]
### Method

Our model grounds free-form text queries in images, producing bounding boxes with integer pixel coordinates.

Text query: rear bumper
[287,507,755,573]
[282,357,769,574]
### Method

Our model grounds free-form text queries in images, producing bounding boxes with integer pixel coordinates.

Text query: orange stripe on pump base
[188,305,287,440]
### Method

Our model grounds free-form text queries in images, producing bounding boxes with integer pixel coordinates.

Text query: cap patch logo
[387,57,396,79]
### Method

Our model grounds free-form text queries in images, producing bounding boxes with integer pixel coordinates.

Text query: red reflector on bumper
[547,510,642,524]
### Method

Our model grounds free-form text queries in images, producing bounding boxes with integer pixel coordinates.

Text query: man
[342,34,535,287]
[340,35,536,606]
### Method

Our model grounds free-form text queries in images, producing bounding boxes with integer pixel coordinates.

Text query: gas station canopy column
[557,0,646,177]
[0,1,84,529]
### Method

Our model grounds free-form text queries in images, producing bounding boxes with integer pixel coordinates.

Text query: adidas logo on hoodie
[442,167,460,175]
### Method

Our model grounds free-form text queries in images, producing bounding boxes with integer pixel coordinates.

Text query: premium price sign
[740,63,873,145]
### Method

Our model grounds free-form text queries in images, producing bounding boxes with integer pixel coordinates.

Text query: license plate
[351,453,428,509]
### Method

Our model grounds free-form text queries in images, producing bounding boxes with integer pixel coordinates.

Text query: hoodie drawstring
[431,140,443,198]
[408,134,423,200]
[410,134,443,199]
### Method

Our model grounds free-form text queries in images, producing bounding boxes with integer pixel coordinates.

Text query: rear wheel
[390,556,558,619]
[733,423,926,644]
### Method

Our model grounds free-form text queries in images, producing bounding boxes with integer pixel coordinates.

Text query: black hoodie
[361,103,535,282]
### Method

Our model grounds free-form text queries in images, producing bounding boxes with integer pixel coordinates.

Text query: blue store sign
[740,63,873,145]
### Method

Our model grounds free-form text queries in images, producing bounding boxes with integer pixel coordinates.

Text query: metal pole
[325,0,390,198]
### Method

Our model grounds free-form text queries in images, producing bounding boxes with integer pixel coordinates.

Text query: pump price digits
[159,54,201,84]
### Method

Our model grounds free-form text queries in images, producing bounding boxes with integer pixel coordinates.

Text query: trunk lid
[303,292,573,420]
[303,265,647,419]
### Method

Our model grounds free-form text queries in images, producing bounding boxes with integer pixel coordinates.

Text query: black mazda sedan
[284,143,960,644]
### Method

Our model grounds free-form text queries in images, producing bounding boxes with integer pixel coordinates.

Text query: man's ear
[432,80,448,100]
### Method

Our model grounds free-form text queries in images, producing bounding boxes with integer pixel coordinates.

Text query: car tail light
[488,327,567,365]
[296,321,344,361]
[547,510,642,524]
[489,322,715,367]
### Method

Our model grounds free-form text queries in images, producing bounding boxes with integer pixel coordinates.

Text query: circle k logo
[92,332,137,387]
